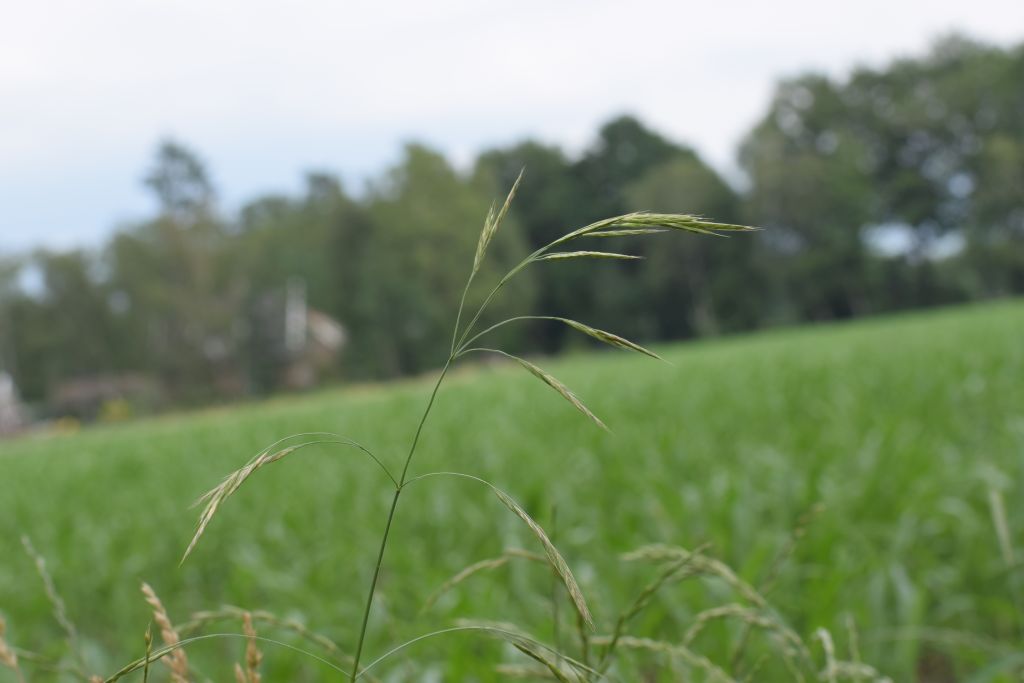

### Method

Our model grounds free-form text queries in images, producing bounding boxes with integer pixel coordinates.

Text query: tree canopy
[2,35,1021,415]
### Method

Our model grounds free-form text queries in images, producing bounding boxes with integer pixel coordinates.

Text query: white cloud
[1,0,1021,250]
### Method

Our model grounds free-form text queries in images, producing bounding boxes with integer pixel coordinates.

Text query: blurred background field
[2,2,1024,680]
[1,300,1022,680]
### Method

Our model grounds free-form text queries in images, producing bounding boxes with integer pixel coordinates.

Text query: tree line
[1,35,1021,415]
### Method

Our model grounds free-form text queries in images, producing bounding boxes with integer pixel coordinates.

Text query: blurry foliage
[740,35,1024,321]
[1,34,1022,411]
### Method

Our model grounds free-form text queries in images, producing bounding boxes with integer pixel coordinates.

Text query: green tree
[235,173,371,390]
[474,141,585,352]
[739,78,876,320]
[740,36,1024,317]
[352,144,534,377]
[7,251,123,402]
[108,140,246,401]
[625,156,758,336]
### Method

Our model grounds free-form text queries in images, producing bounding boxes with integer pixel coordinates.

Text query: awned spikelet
[242,612,263,683]
[538,251,642,261]
[0,617,25,683]
[584,227,667,238]
[509,354,607,431]
[183,436,387,563]
[473,169,523,274]
[553,317,663,361]
[183,444,301,562]
[140,582,189,683]
[490,488,594,629]
[589,635,736,682]
[623,544,767,608]
[602,212,758,236]
[455,620,585,682]
[548,211,758,246]
[424,548,545,610]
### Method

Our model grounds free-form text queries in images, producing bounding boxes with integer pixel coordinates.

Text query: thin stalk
[454,260,533,351]
[400,359,452,484]
[550,505,561,659]
[349,210,607,678]
[349,356,454,680]
[451,277,475,356]
[350,488,401,681]
[457,315,553,354]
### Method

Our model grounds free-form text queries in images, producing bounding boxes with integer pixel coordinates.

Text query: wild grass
[139,583,188,683]
[0,176,1021,679]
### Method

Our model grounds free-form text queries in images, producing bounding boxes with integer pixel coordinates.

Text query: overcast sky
[1,0,1021,253]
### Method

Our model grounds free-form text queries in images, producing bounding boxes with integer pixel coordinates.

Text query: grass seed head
[242,611,262,683]
[0,617,24,683]
[140,582,189,683]
[491,488,594,629]
[510,354,607,431]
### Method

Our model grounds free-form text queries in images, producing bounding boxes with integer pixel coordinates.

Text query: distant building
[0,371,24,435]
[280,307,347,390]
[251,278,347,392]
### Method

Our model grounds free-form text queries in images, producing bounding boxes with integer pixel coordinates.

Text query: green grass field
[2,300,1022,681]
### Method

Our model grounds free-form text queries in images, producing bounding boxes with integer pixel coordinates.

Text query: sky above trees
[1,0,1022,251]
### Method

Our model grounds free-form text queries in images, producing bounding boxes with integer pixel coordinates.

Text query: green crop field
[2,300,1022,681]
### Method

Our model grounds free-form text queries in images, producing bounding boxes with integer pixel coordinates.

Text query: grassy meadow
[1,300,1022,681]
